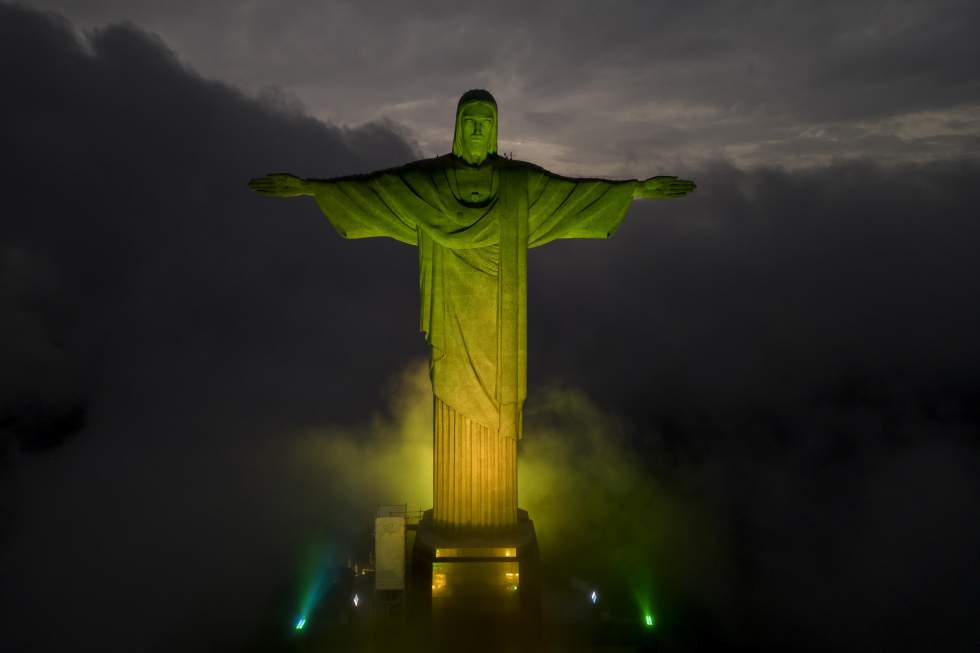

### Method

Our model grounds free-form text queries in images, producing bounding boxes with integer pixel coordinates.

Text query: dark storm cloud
[2,4,980,652]
[0,246,87,454]
[26,0,980,169]
[526,160,980,648]
[0,1,420,446]
[0,5,421,651]
[531,159,980,422]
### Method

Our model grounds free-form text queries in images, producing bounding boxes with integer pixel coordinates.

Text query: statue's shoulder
[404,154,454,173]
[494,157,548,182]
[359,155,446,178]
[490,157,543,173]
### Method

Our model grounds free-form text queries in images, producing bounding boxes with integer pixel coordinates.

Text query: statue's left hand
[247,173,311,198]
[635,176,697,200]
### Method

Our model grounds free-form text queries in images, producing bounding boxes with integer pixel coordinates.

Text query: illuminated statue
[249,90,695,530]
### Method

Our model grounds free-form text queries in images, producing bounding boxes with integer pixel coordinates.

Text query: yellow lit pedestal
[432,558,520,617]
[410,509,540,634]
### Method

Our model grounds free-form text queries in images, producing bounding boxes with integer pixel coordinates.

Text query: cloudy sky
[1,1,979,651]
[23,0,980,173]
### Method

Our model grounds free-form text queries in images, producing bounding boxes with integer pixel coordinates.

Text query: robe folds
[311,154,637,440]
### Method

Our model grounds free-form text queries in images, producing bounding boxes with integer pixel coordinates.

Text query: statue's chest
[453,167,496,204]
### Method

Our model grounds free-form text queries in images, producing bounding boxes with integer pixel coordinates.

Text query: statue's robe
[311,154,637,526]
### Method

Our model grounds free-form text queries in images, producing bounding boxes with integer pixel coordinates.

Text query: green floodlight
[294,617,306,631]
[644,614,655,628]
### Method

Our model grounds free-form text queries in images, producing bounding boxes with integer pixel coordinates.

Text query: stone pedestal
[409,508,541,640]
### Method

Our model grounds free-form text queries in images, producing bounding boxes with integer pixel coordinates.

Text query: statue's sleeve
[308,165,426,246]
[525,165,638,248]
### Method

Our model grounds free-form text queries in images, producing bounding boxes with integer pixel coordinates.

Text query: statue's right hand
[248,173,310,198]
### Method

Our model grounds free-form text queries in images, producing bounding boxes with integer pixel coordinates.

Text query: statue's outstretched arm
[248,173,313,198]
[633,176,697,200]
[250,168,419,244]
[248,168,408,198]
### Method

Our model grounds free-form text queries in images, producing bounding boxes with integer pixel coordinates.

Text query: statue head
[452,89,498,166]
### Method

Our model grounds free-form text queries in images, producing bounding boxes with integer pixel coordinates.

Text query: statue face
[459,103,495,165]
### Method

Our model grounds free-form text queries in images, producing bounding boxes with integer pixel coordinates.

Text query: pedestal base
[409,508,541,640]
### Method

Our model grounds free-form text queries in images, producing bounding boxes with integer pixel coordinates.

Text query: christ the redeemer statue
[249,89,695,531]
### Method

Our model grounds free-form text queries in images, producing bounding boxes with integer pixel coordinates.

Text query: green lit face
[459,103,494,164]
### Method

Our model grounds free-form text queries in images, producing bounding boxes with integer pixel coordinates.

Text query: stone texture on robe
[433,396,516,527]
[310,155,637,439]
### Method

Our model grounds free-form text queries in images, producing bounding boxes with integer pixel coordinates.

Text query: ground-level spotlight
[353,593,359,608]
[294,617,306,631]
[590,590,598,604]
[644,614,655,628]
